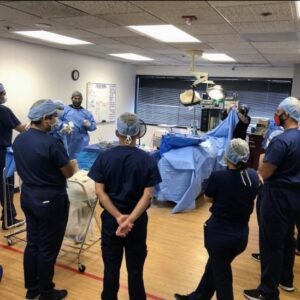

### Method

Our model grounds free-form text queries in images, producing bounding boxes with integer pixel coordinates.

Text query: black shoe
[0,265,3,282]
[279,283,295,292]
[25,289,40,299]
[174,294,190,300]
[243,289,266,300]
[40,289,68,300]
[2,218,25,230]
[251,253,260,262]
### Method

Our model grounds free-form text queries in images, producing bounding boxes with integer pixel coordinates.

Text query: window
[135,75,292,127]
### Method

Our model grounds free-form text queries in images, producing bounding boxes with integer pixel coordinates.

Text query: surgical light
[207,85,225,101]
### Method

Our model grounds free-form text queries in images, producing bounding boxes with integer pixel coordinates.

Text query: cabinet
[248,134,265,170]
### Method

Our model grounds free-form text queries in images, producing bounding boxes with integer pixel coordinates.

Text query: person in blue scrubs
[0,83,25,229]
[175,138,259,300]
[13,99,75,300]
[244,97,300,300]
[63,91,97,159]
[49,100,72,154]
[88,112,161,300]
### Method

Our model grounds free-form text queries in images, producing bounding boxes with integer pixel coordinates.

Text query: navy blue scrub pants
[21,185,69,299]
[190,218,248,300]
[258,184,300,299]
[101,211,148,300]
[0,148,16,223]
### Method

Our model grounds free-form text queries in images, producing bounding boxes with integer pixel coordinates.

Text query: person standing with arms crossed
[244,97,300,300]
[13,99,75,300]
[88,112,161,300]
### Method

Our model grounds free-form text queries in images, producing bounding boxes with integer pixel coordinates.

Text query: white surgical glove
[83,119,91,128]
[60,123,73,134]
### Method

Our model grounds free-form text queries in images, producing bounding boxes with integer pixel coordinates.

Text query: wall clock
[71,70,80,81]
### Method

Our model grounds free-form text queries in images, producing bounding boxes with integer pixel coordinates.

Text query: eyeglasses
[73,97,81,100]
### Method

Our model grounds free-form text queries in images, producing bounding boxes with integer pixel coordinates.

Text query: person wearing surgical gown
[63,91,97,159]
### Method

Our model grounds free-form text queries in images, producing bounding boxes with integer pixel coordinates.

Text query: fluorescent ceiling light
[296,1,300,18]
[14,30,92,45]
[202,53,235,62]
[109,53,153,61]
[128,25,200,43]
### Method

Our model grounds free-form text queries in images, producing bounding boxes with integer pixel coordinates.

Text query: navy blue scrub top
[205,168,259,223]
[88,146,162,214]
[13,128,69,189]
[264,128,300,189]
[0,105,21,147]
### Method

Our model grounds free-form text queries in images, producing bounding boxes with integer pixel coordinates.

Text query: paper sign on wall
[86,82,116,124]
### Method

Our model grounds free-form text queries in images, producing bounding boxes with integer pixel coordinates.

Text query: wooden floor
[0,195,299,300]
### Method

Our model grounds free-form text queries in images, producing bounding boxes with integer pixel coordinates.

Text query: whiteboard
[86,82,116,124]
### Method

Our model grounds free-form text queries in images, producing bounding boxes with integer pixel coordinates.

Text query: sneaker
[25,289,40,299]
[2,218,25,230]
[174,294,190,300]
[251,253,260,262]
[279,283,295,292]
[243,289,266,300]
[0,265,3,282]
[40,289,68,300]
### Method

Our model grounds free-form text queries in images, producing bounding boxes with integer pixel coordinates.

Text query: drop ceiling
[0,1,299,67]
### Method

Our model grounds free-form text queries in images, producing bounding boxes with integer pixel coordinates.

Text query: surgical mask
[274,113,285,126]
[0,95,7,104]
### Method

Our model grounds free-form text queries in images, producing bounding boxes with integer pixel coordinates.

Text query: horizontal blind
[135,75,292,127]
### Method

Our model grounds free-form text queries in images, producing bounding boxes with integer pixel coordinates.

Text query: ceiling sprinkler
[182,15,197,26]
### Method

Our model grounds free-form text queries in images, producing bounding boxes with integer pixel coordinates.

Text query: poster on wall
[86,82,116,124]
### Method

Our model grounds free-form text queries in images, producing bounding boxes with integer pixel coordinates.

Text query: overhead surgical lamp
[180,87,201,106]
[207,85,225,101]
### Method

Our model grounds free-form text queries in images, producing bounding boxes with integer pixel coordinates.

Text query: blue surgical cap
[278,97,300,122]
[117,112,140,137]
[28,99,57,121]
[53,99,64,110]
[224,138,250,165]
[0,83,5,93]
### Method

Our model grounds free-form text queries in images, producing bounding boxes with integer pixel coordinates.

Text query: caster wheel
[7,239,12,246]
[78,264,86,273]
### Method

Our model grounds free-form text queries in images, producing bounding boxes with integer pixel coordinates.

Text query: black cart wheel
[7,239,12,246]
[78,264,86,273]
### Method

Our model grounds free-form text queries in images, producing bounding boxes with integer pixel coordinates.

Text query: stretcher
[63,169,100,272]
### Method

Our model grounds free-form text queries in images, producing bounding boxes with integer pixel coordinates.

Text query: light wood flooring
[0,195,299,300]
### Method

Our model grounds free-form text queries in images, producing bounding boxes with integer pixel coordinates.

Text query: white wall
[0,37,137,143]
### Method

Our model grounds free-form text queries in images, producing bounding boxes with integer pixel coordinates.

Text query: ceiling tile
[86,26,139,37]
[2,1,86,18]
[131,1,210,12]
[232,21,295,34]
[230,53,268,63]
[151,7,225,25]
[198,34,245,43]
[99,12,166,26]
[178,24,235,35]
[113,36,175,49]
[208,1,286,7]
[51,15,116,29]
[242,32,297,42]
[0,4,40,21]
[170,42,213,51]
[216,2,294,23]
[59,1,142,15]
[252,41,300,49]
